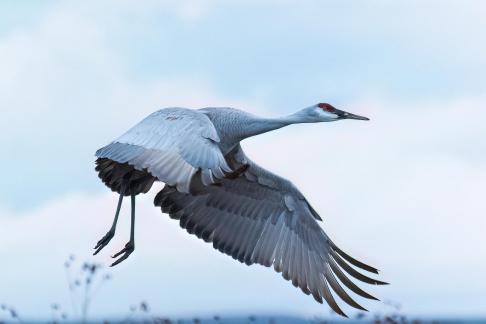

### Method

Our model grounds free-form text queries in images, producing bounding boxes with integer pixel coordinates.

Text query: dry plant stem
[64,264,78,318]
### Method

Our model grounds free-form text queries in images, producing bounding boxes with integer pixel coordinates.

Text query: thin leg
[130,193,135,243]
[111,194,136,267]
[93,194,123,255]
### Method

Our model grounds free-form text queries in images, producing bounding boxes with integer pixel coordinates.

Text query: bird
[93,102,387,317]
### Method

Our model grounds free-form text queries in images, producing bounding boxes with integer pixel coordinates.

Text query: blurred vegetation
[1,256,434,323]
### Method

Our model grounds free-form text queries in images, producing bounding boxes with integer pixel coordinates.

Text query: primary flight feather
[93,103,387,317]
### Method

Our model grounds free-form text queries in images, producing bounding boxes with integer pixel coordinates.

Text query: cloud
[0,188,359,319]
[0,1,265,209]
[242,95,486,316]
[1,94,486,318]
[1,1,486,319]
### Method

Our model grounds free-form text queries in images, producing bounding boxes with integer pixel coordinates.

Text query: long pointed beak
[337,109,370,121]
[343,112,369,121]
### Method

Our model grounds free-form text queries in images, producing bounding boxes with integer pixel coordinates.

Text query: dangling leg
[93,194,123,255]
[111,194,136,267]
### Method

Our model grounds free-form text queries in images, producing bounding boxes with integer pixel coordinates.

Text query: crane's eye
[318,103,336,113]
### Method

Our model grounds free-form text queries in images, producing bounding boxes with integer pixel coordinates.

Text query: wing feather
[96,108,231,192]
[154,144,386,316]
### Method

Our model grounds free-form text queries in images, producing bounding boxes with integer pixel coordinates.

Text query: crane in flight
[93,103,387,316]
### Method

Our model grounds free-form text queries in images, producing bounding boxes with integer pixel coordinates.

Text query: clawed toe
[93,230,115,255]
[110,242,135,267]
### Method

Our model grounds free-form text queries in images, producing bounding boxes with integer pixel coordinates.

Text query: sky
[1,0,486,320]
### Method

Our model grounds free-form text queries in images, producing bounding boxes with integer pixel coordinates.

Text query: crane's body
[93,103,386,317]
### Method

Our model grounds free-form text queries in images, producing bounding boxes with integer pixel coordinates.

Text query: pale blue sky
[1,0,485,210]
[1,0,486,320]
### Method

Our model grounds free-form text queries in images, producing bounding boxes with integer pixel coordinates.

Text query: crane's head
[312,103,369,122]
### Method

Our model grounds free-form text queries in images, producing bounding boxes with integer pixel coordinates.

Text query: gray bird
[93,103,387,317]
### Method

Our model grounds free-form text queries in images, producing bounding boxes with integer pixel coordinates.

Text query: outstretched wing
[96,108,231,192]
[154,145,387,317]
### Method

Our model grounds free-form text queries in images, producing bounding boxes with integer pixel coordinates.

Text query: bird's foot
[225,164,249,179]
[93,229,115,255]
[110,241,135,267]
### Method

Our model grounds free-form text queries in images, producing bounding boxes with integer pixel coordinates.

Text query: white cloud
[1,95,486,319]
[0,2,258,139]
[242,95,486,316]
[0,1,266,208]
[1,1,486,320]
[0,188,358,320]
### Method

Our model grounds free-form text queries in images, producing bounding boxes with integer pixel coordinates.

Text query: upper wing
[96,108,231,192]
[154,145,387,317]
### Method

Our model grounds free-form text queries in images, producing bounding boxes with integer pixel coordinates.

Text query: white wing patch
[96,108,231,192]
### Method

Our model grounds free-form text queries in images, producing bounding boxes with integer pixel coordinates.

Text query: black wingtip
[325,270,370,312]
[330,250,386,286]
[328,257,381,301]
[330,307,349,318]
[338,311,349,318]
[330,243,380,274]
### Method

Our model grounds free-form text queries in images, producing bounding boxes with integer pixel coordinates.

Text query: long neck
[241,111,315,139]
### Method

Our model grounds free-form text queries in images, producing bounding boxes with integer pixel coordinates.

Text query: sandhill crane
[93,103,387,316]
